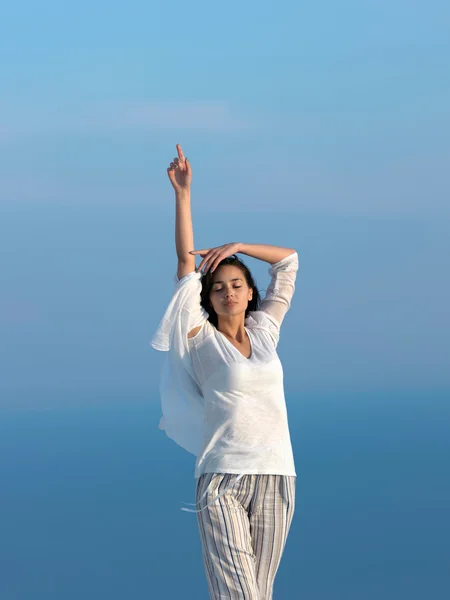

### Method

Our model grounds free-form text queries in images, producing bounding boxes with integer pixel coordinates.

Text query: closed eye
[214,286,242,292]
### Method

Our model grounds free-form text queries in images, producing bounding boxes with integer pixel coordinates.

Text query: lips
[225,302,237,306]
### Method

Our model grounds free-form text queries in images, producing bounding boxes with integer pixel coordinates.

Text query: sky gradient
[0,2,449,598]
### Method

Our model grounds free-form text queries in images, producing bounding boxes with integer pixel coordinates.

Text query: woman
[151,144,299,600]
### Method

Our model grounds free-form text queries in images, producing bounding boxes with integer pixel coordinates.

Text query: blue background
[1,0,449,598]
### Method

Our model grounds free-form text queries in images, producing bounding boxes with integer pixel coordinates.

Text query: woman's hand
[190,243,242,274]
[167,143,192,193]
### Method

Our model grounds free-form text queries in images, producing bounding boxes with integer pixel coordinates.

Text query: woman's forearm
[238,243,296,264]
[175,190,194,261]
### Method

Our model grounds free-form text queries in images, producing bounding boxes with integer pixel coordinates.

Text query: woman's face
[209,265,253,318]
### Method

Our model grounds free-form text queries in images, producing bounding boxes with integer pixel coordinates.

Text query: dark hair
[200,255,261,329]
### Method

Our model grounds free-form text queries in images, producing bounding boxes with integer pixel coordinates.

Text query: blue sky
[1,0,449,218]
[1,4,449,599]
[1,1,449,411]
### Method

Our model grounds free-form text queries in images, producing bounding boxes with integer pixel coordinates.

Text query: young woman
[151,144,299,600]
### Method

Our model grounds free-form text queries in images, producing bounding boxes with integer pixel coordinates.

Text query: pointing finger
[176,144,185,161]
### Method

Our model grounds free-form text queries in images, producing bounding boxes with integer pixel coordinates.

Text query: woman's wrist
[175,188,191,200]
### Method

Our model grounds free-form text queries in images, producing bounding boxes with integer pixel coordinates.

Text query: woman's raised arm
[191,243,296,273]
[167,144,196,280]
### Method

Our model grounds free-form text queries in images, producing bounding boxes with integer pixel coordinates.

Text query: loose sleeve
[246,251,299,346]
[150,269,209,352]
[149,269,209,457]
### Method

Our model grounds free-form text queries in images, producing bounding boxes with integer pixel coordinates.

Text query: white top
[150,251,299,513]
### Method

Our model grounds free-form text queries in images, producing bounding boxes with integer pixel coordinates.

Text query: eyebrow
[212,278,243,285]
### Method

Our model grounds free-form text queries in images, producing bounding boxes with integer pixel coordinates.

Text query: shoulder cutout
[187,324,203,340]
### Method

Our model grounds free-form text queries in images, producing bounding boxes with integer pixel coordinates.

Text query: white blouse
[150,251,299,513]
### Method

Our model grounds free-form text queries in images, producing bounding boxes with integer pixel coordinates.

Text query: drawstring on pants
[181,474,245,513]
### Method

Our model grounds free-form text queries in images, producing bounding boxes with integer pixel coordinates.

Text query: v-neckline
[217,326,253,361]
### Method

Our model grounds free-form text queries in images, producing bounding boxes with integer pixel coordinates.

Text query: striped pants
[195,473,296,600]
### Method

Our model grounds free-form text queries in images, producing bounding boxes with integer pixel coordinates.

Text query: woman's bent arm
[239,243,296,265]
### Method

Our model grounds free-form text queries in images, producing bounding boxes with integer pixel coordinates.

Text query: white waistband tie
[181,474,245,513]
